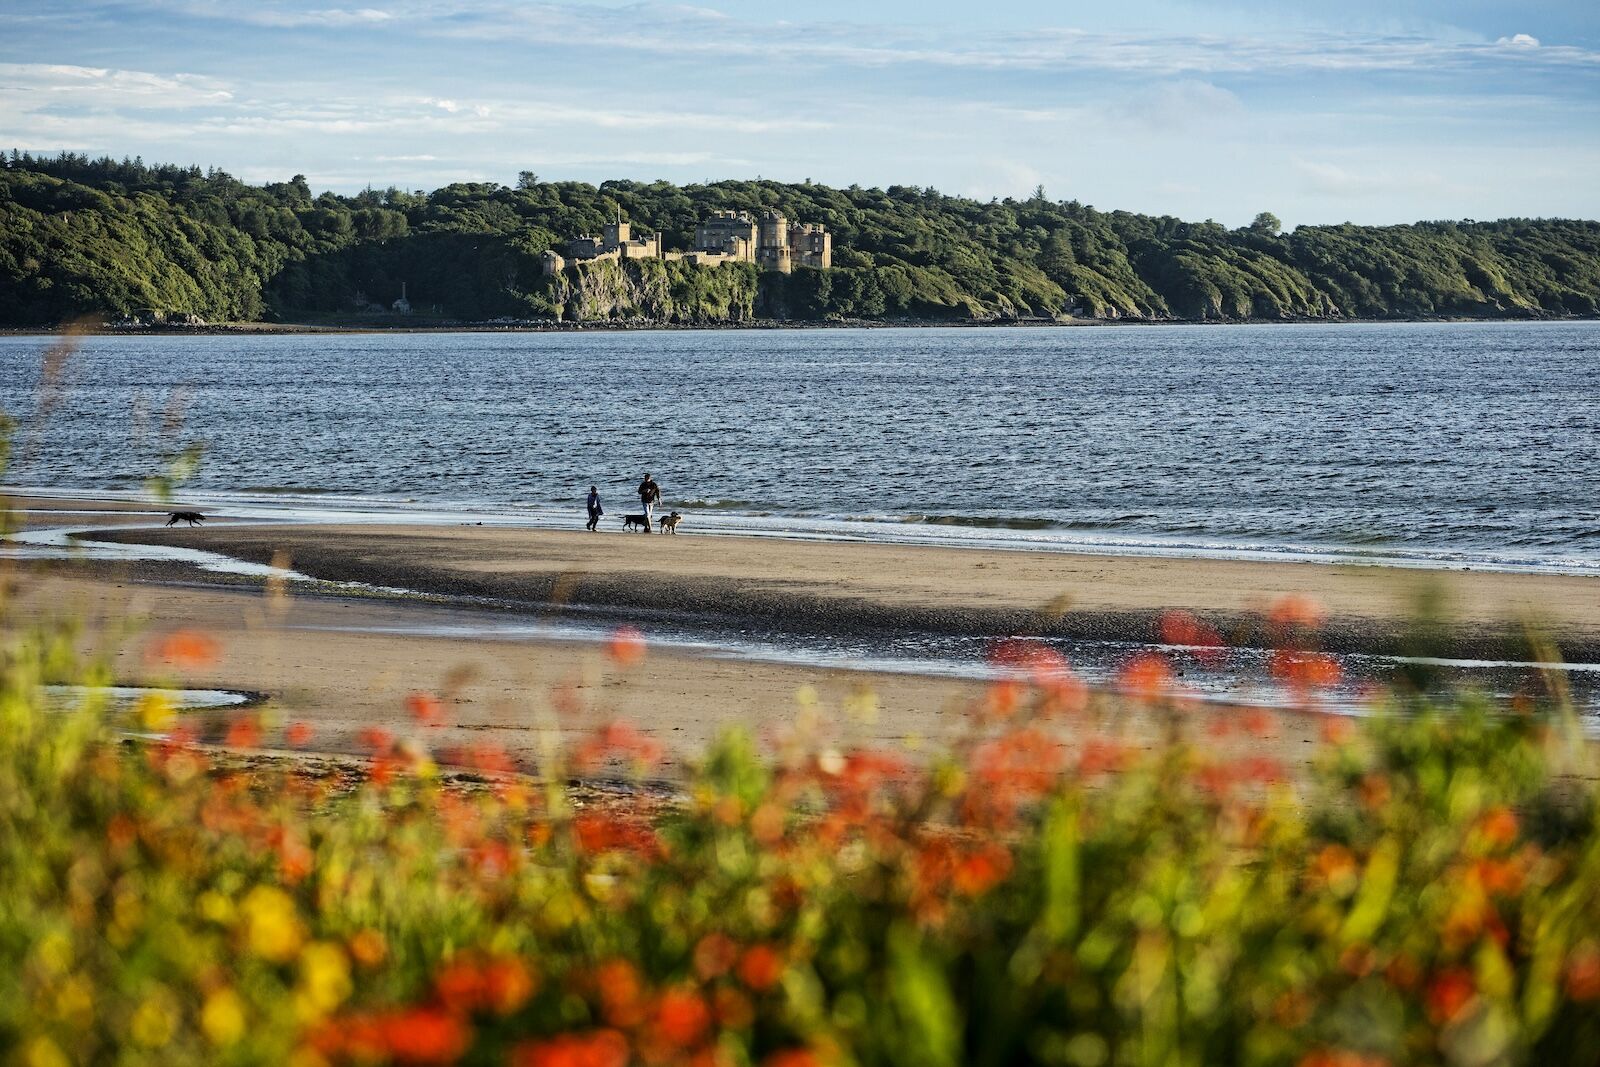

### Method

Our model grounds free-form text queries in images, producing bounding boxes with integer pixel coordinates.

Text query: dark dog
[165,511,206,527]
[621,513,652,532]
[657,511,683,534]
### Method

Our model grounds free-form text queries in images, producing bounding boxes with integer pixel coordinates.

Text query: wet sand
[6,493,1596,783]
[2,567,1328,779]
[83,518,1600,661]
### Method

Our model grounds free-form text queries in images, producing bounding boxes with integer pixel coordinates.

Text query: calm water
[2,323,1598,571]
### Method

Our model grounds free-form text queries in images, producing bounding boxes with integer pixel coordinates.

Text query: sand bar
[81,516,1600,661]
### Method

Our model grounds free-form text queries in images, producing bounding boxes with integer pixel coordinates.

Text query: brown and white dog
[657,511,683,534]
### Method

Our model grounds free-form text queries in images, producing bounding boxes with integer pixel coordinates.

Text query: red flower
[435,955,536,1015]
[655,988,711,1048]
[1268,594,1325,630]
[738,945,784,992]
[1478,806,1519,850]
[1425,968,1477,1024]
[694,933,740,980]
[513,1031,628,1067]
[574,813,660,857]
[595,960,646,1028]
[324,1009,470,1064]
[1157,610,1227,667]
[952,843,1013,896]
[407,691,446,725]
[224,715,262,749]
[358,726,395,753]
[1270,650,1341,690]
[285,721,315,747]
[1567,943,1600,1001]
[1118,653,1174,699]
[149,629,221,668]
[606,626,647,666]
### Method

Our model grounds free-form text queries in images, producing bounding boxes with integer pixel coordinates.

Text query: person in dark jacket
[586,485,603,531]
[638,473,660,529]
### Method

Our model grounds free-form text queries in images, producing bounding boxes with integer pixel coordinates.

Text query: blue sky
[2,1,1597,226]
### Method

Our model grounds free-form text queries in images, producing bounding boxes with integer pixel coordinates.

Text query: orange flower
[1158,610,1227,667]
[1321,716,1355,745]
[595,960,646,1028]
[574,813,660,857]
[1311,844,1357,886]
[285,721,315,747]
[1118,652,1173,699]
[1425,968,1476,1024]
[1268,594,1325,630]
[574,720,664,772]
[224,715,262,749]
[349,929,388,968]
[513,1031,628,1067]
[359,726,395,753]
[1270,650,1341,690]
[1566,943,1600,1001]
[330,1009,470,1064]
[738,945,784,992]
[694,933,740,980]
[1478,806,1519,850]
[408,692,446,725]
[985,637,1069,678]
[149,629,221,668]
[606,626,647,666]
[952,843,1013,896]
[435,955,537,1015]
[983,679,1022,720]
[655,988,711,1048]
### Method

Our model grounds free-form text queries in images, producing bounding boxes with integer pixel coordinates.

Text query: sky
[1,0,1597,226]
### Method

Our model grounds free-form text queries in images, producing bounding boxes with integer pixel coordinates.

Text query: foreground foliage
[2,607,1599,1067]
[3,151,1599,324]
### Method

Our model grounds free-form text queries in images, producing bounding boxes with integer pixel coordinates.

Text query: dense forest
[2,151,1598,326]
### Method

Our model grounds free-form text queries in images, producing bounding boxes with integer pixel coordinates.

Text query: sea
[2,321,1597,574]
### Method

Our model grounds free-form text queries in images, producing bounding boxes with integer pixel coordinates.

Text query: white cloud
[0,62,233,107]
[1496,33,1540,49]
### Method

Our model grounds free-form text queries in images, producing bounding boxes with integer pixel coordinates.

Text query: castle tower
[602,219,631,251]
[756,210,792,274]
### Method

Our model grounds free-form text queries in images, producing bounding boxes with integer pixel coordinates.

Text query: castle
[540,209,831,277]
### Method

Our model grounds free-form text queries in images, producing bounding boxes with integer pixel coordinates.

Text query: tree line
[2,150,1597,326]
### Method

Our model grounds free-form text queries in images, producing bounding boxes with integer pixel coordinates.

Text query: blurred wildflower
[407,692,446,725]
[1117,652,1174,699]
[605,626,647,667]
[149,630,221,668]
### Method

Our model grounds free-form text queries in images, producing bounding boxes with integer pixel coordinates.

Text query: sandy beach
[83,514,1600,660]
[5,493,1598,781]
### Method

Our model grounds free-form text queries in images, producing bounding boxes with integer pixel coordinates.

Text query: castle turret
[755,210,792,274]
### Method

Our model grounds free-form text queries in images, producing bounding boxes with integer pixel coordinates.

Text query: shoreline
[3,315,1596,338]
[7,496,1598,778]
[81,519,1600,663]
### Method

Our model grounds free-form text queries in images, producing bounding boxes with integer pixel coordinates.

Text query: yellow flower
[295,942,352,1022]
[130,993,176,1048]
[241,886,304,962]
[24,1037,69,1067]
[136,692,175,732]
[202,989,246,1046]
[54,976,93,1028]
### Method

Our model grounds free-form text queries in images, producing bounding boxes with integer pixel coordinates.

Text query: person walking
[638,472,661,530]
[585,485,603,532]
